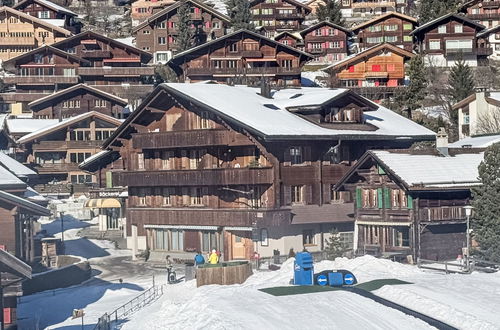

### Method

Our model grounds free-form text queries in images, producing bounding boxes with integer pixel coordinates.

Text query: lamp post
[463,205,474,271]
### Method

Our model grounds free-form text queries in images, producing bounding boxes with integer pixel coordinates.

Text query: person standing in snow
[208,249,219,264]
[194,251,205,266]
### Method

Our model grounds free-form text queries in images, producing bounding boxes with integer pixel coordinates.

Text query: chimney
[436,127,449,156]
[259,78,272,99]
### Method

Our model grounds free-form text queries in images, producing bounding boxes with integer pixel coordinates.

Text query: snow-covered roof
[449,134,500,148]
[41,18,65,27]
[6,118,60,134]
[0,165,26,187]
[0,152,36,178]
[79,150,111,167]
[36,0,76,15]
[0,189,50,216]
[24,186,49,203]
[114,37,135,47]
[162,83,435,139]
[0,114,7,132]
[371,150,483,189]
[203,0,228,15]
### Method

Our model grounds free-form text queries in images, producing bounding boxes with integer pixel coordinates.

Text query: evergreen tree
[316,0,345,26]
[471,143,500,262]
[418,0,460,24]
[0,0,14,6]
[448,59,475,103]
[324,229,345,260]
[404,54,427,117]
[154,65,178,84]
[226,0,253,30]
[177,2,193,52]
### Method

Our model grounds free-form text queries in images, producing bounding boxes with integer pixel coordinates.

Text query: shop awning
[84,198,121,208]
[224,226,253,231]
[143,224,219,231]
[356,221,411,227]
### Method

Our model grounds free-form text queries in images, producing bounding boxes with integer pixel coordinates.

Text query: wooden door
[232,233,246,259]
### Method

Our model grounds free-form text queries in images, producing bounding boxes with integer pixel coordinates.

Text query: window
[289,146,302,165]
[429,39,440,50]
[438,25,447,33]
[39,31,49,38]
[250,185,262,208]
[371,64,381,72]
[362,188,378,208]
[330,186,351,203]
[403,35,413,42]
[282,59,292,68]
[162,150,174,169]
[138,188,147,206]
[158,37,166,44]
[137,153,144,170]
[190,187,203,205]
[34,54,43,63]
[394,227,409,247]
[303,229,314,245]
[339,232,354,250]
[229,43,238,52]
[261,228,269,246]
[384,36,397,42]
[403,23,413,31]
[94,99,107,107]
[38,11,50,18]
[291,185,304,204]
[162,187,172,205]
[143,29,150,34]
[159,22,166,29]
[348,65,355,73]
[384,24,398,31]
[189,149,205,169]
[171,229,184,250]
[227,60,236,68]
[454,24,463,33]
[202,231,217,252]
[213,22,220,29]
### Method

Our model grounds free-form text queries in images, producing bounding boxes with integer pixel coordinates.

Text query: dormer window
[324,107,362,123]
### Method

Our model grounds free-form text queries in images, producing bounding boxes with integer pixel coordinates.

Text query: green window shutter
[106,171,113,188]
[377,165,386,175]
[384,187,391,208]
[356,187,362,208]
[377,188,383,209]
[407,195,413,209]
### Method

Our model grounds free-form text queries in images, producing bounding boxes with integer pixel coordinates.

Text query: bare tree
[476,107,500,135]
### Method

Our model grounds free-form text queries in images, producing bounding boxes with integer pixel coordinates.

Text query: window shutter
[284,185,292,205]
[4,308,11,324]
[384,187,391,208]
[355,187,362,208]
[377,188,383,209]
[407,195,413,209]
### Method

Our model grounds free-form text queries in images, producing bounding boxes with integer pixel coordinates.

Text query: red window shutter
[388,79,398,87]
[0,245,5,250]
[372,65,381,71]
[348,66,354,72]
[4,308,11,324]
[322,28,327,36]
[358,80,363,87]
[339,41,344,47]
[375,80,380,87]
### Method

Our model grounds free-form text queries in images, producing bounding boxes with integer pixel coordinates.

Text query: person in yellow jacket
[208,249,219,264]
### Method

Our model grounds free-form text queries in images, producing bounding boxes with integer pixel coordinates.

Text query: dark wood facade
[340,0,410,17]
[13,0,81,33]
[274,31,303,48]
[250,0,311,36]
[335,150,473,261]
[168,29,314,86]
[352,12,417,52]
[461,0,500,28]
[300,21,352,64]
[133,0,230,61]
[28,84,129,119]
[97,83,432,260]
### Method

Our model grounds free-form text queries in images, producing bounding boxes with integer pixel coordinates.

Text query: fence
[94,283,165,330]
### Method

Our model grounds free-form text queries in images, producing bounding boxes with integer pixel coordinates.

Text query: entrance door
[232,233,246,259]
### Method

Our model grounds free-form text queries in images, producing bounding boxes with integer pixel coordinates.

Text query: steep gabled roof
[250,0,311,12]
[323,43,414,72]
[411,13,485,36]
[2,44,89,69]
[51,30,153,61]
[0,6,71,35]
[477,24,500,38]
[0,189,51,216]
[275,31,303,42]
[449,134,500,148]
[14,0,76,16]
[299,21,352,37]
[352,12,417,32]
[17,111,122,144]
[133,0,230,33]
[169,29,314,65]
[29,84,128,111]
[335,149,483,191]
[0,166,26,189]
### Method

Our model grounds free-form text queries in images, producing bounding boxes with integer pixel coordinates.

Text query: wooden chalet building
[411,13,492,67]
[16,111,122,193]
[249,0,311,37]
[334,146,482,261]
[351,12,417,52]
[299,21,352,65]
[28,84,129,120]
[13,0,81,33]
[340,0,410,19]
[133,0,231,63]
[274,31,303,48]
[460,0,500,28]
[95,82,434,260]
[131,0,175,23]
[0,6,71,62]
[167,29,314,86]
[324,43,414,101]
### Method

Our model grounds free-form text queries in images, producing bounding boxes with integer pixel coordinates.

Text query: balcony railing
[445,47,493,56]
[0,37,37,46]
[35,163,80,173]
[77,67,155,76]
[275,12,305,20]
[364,71,390,78]
[467,13,500,20]
[186,67,301,76]
[80,50,113,58]
[3,76,79,84]
[351,1,396,8]
[418,207,466,222]
[113,167,274,187]
[0,93,48,102]
[33,140,103,150]
[132,129,252,149]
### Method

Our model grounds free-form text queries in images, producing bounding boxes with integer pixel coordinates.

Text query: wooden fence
[196,262,253,287]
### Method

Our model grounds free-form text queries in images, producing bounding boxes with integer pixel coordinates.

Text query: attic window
[264,104,280,110]
[324,107,362,123]
[290,93,303,99]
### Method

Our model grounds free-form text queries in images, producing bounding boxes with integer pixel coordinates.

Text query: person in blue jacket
[194,251,205,266]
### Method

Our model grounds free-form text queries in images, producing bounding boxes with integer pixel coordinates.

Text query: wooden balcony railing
[78,67,155,76]
[113,167,274,187]
[351,1,396,8]
[418,207,466,222]
[0,37,37,46]
[35,163,80,173]
[275,12,305,20]
[0,93,48,102]
[186,67,301,76]
[33,140,103,150]
[467,13,500,20]
[364,71,390,78]
[3,76,79,84]
[80,50,113,58]
[132,129,252,149]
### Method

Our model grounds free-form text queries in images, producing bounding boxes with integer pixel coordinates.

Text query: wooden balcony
[113,167,274,187]
[78,67,155,76]
[275,12,305,20]
[481,1,500,8]
[241,50,263,58]
[351,1,396,8]
[80,50,113,58]
[35,163,80,173]
[132,129,252,149]
[186,67,302,76]
[358,207,411,222]
[364,71,389,78]
[33,140,103,151]
[128,207,290,228]
[281,164,352,185]
[418,207,466,223]
[0,38,36,46]
[474,47,493,56]
[467,13,500,20]
[3,76,79,85]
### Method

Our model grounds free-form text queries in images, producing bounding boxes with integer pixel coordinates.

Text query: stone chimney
[436,127,449,156]
[259,78,272,99]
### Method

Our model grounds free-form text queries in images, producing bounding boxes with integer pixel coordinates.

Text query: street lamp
[463,205,474,271]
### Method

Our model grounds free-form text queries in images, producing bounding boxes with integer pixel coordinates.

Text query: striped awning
[224,226,253,231]
[356,221,411,227]
[84,198,121,208]
[143,224,219,231]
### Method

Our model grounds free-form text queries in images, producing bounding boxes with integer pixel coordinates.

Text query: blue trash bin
[294,252,314,286]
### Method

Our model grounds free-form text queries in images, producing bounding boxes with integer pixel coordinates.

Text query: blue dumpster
[294,252,314,285]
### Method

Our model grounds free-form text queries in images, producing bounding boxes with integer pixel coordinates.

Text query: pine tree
[316,0,345,26]
[177,2,193,52]
[404,55,427,116]
[324,229,345,260]
[449,59,475,103]
[418,0,460,24]
[226,0,253,30]
[471,143,500,262]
